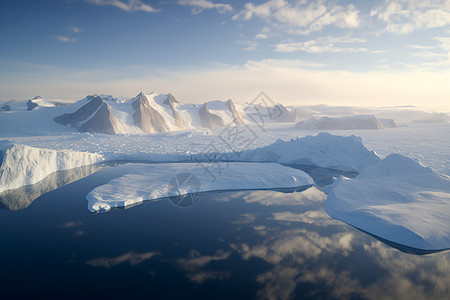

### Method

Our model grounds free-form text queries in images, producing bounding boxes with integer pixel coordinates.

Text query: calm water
[1,163,449,300]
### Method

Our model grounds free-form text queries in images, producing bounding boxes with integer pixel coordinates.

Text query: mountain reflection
[0,164,102,211]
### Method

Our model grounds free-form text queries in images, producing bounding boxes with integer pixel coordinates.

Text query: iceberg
[86,162,314,212]
[296,115,384,130]
[0,164,101,210]
[295,115,383,130]
[0,141,103,192]
[240,133,380,172]
[325,153,450,250]
[0,134,378,193]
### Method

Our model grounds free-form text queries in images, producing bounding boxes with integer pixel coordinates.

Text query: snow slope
[86,162,313,212]
[325,154,450,250]
[0,141,103,192]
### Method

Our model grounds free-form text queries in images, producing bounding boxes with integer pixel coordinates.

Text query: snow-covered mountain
[0,96,58,111]
[271,104,299,123]
[54,95,120,134]
[45,91,296,134]
[1,91,344,135]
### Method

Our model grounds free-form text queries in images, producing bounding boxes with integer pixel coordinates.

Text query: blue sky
[1,0,449,108]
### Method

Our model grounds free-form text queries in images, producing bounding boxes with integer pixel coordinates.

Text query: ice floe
[86,162,313,212]
[325,153,450,250]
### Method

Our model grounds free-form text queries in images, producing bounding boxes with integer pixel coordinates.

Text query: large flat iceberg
[87,162,314,212]
[325,154,450,251]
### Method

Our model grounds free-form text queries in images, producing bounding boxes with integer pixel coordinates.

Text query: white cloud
[255,33,268,39]
[434,36,450,64]
[236,38,259,51]
[177,250,231,271]
[408,37,450,66]
[275,36,367,53]
[412,51,446,60]
[84,0,159,13]
[435,36,450,51]
[68,26,81,33]
[371,0,450,34]
[232,0,360,34]
[86,251,159,269]
[54,36,77,43]
[178,0,233,14]
[272,210,339,226]
[407,44,435,50]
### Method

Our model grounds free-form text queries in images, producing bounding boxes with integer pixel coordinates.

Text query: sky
[0,0,449,109]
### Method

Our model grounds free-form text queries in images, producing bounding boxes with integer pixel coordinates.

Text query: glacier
[325,153,450,250]
[86,162,314,212]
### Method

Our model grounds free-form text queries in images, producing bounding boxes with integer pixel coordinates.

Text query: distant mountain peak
[199,102,224,129]
[227,99,244,124]
[132,93,170,133]
[163,93,179,106]
[54,96,120,134]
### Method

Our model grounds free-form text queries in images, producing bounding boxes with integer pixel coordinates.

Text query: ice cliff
[0,141,103,192]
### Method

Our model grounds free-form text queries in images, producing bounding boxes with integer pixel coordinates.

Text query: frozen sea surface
[4,123,449,175]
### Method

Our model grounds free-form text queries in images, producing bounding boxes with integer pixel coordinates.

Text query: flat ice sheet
[325,154,450,251]
[87,162,314,212]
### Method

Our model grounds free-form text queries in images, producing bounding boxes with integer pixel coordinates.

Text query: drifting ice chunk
[86,162,314,212]
[0,141,103,192]
[325,153,450,250]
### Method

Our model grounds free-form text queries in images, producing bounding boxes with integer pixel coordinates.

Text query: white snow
[325,153,450,250]
[0,141,103,192]
[141,93,181,131]
[107,102,145,134]
[86,162,313,212]
[98,94,128,103]
[177,103,202,128]
[203,100,235,124]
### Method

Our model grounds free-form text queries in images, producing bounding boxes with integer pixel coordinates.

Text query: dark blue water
[1,164,449,300]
